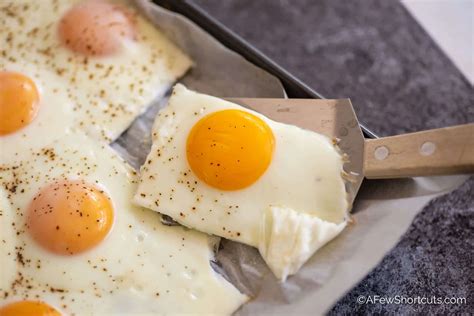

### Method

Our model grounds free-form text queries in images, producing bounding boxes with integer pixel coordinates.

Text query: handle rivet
[374,146,389,160]
[420,141,436,156]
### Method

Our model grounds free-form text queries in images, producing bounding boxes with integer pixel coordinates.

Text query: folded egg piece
[133,84,349,281]
[0,132,247,314]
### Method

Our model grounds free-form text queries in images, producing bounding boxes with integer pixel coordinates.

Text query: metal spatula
[228,98,474,203]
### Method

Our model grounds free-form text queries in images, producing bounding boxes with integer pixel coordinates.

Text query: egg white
[0,0,192,142]
[0,190,16,292]
[134,84,349,280]
[0,132,247,315]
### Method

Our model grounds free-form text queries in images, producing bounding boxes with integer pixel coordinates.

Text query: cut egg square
[0,132,246,315]
[0,0,192,142]
[133,84,349,281]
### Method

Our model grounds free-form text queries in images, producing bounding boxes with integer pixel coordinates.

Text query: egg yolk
[58,0,136,56]
[186,109,275,190]
[27,180,114,255]
[0,301,61,316]
[0,72,39,135]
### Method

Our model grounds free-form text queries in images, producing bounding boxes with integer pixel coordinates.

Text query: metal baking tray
[153,0,377,139]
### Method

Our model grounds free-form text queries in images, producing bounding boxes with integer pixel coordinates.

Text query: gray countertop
[192,0,473,314]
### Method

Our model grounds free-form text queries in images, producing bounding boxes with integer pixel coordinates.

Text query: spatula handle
[363,124,474,179]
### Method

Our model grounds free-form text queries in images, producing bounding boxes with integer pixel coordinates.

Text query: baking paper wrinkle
[112,1,470,314]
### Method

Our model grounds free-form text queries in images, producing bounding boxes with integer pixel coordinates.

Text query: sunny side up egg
[0,0,192,143]
[133,84,350,281]
[0,132,247,315]
[0,64,77,160]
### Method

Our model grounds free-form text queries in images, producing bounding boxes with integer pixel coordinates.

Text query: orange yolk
[27,180,114,255]
[0,72,39,135]
[0,301,61,316]
[58,0,136,56]
[186,109,275,190]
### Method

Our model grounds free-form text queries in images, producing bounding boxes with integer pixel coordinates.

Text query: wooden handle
[363,124,474,179]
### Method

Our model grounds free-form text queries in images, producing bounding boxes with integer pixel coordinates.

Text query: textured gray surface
[191,0,473,314]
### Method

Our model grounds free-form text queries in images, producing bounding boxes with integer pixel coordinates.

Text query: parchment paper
[112,1,470,314]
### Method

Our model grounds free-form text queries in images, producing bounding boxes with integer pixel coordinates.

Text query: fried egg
[0,132,247,315]
[0,0,192,142]
[0,64,76,161]
[133,84,349,281]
